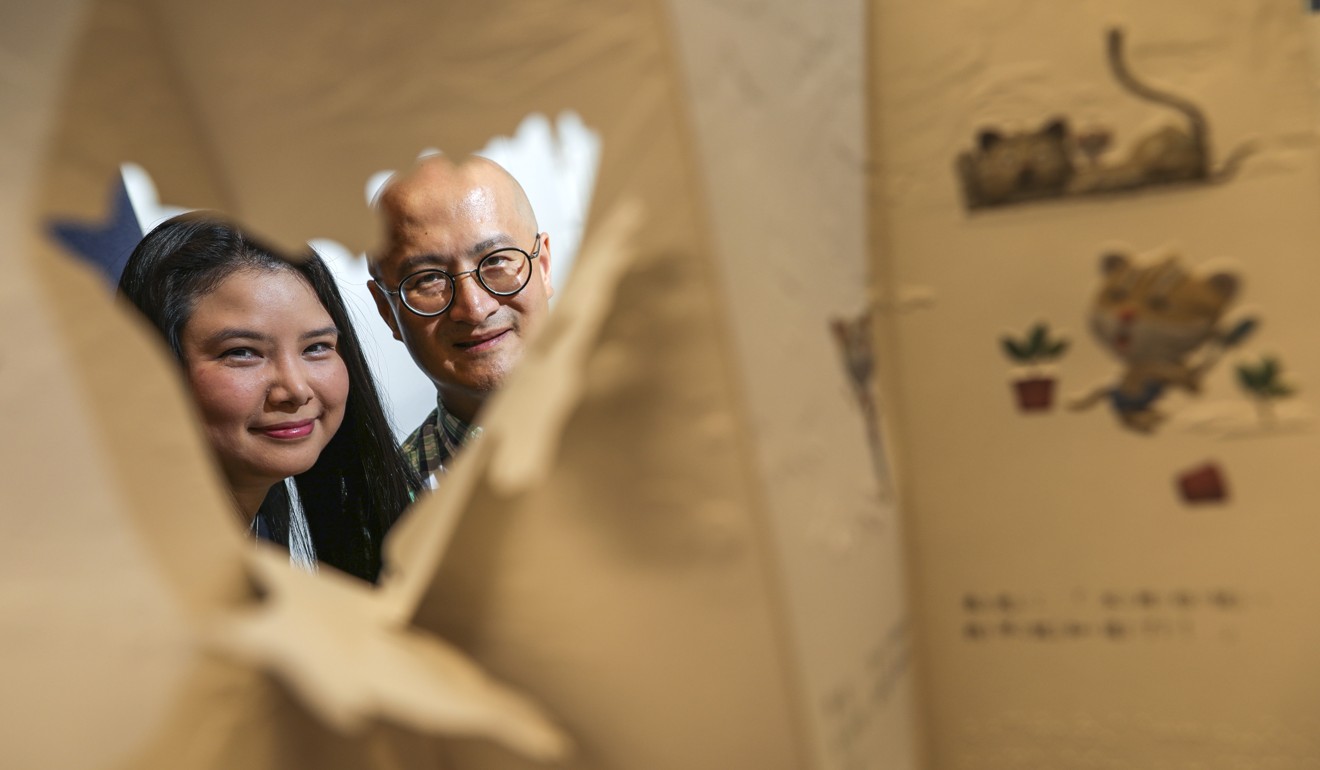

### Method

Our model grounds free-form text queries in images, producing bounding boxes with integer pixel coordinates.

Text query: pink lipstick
[259,420,315,439]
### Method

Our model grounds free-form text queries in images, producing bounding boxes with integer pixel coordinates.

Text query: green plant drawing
[1001,322,1069,370]
[1236,355,1295,426]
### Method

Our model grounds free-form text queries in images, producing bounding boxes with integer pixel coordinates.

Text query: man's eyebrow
[468,235,513,255]
[396,236,517,274]
[396,253,447,275]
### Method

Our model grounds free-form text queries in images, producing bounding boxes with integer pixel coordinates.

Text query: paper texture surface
[6,0,901,767]
[871,0,1320,766]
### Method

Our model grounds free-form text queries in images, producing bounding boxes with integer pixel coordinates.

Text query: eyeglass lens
[400,248,533,315]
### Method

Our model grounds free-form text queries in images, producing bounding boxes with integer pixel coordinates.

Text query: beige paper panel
[2,3,227,766]
[14,0,826,767]
[33,0,231,244]
[872,0,1320,767]
[665,1,923,768]
[125,0,707,253]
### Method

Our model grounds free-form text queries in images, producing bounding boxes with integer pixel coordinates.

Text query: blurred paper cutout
[1000,321,1069,413]
[206,547,569,759]
[956,28,1255,211]
[47,163,191,286]
[1070,248,1254,434]
[830,307,895,501]
[121,162,192,235]
[47,168,144,286]
[1176,461,1229,505]
[482,201,642,496]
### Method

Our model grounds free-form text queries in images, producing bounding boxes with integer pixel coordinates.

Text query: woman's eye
[305,341,337,356]
[220,347,258,361]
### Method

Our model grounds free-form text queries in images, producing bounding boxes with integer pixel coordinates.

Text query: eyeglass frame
[378,233,544,318]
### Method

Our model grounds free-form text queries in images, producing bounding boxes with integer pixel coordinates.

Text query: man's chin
[439,368,509,401]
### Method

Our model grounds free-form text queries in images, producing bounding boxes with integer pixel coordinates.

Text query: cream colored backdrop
[872,0,1320,767]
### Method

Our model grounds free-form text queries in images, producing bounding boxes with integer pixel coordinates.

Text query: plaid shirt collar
[401,396,483,488]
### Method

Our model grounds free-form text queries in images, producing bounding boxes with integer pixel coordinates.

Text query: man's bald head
[372,155,536,277]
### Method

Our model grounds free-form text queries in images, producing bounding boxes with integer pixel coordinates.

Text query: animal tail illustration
[1106,28,1210,173]
[1211,138,1259,182]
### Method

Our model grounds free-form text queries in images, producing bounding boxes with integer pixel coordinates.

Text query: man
[369,155,553,486]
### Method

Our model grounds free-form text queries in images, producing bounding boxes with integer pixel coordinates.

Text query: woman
[119,213,417,583]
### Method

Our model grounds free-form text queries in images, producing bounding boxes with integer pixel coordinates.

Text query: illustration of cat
[956,118,1076,208]
[1067,29,1253,195]
[956,28,1254,210]
[1070,251,1248,433]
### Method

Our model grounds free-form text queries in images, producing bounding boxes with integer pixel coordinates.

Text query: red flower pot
[1177,462,1227,504]
[1013,376,1055,412]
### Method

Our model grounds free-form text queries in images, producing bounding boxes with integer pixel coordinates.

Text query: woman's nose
[267,359,314,407]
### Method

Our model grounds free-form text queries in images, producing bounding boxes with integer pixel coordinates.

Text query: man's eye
[406,272,448,294]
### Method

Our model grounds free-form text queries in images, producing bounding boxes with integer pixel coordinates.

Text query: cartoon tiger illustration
[956,118,1076,209]
[1070,250,1251,433]
[956,28,1254,209]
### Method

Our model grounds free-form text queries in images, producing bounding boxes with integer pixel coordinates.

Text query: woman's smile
[256,419,319,440]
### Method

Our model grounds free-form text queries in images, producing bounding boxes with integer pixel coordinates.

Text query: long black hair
[119,212,418,583]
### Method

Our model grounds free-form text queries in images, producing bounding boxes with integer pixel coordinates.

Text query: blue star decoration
[48,171,143,288]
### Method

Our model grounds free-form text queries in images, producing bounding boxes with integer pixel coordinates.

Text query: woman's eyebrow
[301,326,339,340]
[205,328,269,345]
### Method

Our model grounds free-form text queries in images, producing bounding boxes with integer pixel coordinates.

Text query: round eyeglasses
[381,234,543,317]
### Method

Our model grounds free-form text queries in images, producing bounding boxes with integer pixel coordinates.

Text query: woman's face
[180,267,349,496]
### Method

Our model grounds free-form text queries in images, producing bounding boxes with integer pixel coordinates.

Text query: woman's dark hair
[119,212,418,583]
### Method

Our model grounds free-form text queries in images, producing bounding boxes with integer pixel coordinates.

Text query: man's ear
[367,280,404,342]
[537,232,554,299]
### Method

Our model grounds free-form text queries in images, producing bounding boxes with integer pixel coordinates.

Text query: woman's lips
[454,329,510,352]
[257,420,315,439]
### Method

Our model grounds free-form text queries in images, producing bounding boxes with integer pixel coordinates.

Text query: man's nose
[267,357,314,408]
[447,271,498,324]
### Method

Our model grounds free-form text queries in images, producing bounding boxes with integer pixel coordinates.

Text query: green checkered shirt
[400,398,483,488]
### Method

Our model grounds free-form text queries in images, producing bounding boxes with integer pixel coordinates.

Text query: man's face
[369,170,552,420]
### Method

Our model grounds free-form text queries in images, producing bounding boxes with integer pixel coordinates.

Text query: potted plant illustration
[1236,355,1295,427]
[1001,322,1069,412]
[1177,460,1228,505]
